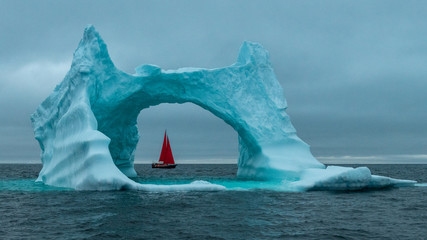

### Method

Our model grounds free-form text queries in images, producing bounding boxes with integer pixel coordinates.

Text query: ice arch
[32,26,415,190]
[31,25,323,189]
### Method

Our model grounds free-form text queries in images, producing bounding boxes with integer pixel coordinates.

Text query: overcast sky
[1,0,426,164]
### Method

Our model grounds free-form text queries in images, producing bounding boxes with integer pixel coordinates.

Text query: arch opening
[134,103,238,164]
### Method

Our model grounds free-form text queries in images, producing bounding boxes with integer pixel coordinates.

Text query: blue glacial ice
[31,25,415,191]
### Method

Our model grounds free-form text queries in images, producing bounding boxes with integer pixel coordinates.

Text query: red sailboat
[152,131,177,168]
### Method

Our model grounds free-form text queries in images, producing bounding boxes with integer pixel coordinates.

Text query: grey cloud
[1,0,427,163]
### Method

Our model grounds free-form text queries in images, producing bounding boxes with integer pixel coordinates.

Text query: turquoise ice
[31,25,415,191]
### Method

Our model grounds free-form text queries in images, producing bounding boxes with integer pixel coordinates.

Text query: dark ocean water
[1,164,427,240]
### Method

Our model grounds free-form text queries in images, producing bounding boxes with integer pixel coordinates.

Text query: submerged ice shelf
[31,25,415,191]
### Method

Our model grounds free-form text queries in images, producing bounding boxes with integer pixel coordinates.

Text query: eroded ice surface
[31,25,415,191]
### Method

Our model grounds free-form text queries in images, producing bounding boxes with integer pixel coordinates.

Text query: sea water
[1,164,427,239]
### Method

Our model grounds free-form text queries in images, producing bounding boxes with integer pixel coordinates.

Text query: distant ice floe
[290,166,416,191]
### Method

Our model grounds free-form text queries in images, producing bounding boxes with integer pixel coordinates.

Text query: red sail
[158,131,167,163]
[163,135,175,164]
[158,131,175,165]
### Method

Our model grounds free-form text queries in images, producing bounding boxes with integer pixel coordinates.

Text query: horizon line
[1,154,426,164]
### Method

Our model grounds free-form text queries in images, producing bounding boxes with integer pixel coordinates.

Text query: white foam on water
[131,180,226,192]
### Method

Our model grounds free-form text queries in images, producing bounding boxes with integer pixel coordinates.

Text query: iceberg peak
[82,24,98,42]
[72,25,114,72]
[236,41,271,66]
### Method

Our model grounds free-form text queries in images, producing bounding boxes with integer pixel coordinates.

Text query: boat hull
[152,163,177,169]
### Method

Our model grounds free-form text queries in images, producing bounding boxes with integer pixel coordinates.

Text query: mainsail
[158,131,175,165]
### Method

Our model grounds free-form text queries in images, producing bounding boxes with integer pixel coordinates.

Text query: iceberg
[31,25,415,191]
